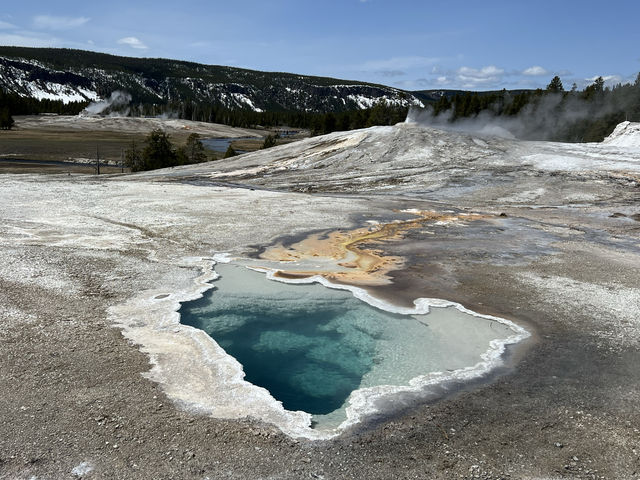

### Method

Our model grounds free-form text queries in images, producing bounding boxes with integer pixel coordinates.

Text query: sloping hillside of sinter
[155,121,640,208]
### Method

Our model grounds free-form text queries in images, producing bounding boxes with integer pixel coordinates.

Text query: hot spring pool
[179,263,525,430]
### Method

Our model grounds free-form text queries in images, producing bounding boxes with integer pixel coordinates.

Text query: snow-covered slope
[0,57,100,104]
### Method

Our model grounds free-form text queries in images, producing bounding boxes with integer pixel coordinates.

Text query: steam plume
[82,91,132,116]
[406,91,628,141]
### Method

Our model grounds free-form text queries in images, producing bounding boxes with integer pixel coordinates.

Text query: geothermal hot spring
[179,262,528,435]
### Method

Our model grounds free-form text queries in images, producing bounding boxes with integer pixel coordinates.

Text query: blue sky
[1,0,639,91]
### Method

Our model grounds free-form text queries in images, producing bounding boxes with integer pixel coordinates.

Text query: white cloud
[588,74,619,83]
[117,36,148,50]
[559,73,636,91]
[360,56,439,72]
[458,65,504,76]
[0,20,17,30]
[378,70,405,77]
[522,65,549,76]
[189,41,212,48]
[456,65,505,88]
[0,32,61,48]
[409,64,637,91]
[584,74,631,87]
[33,15,90,30]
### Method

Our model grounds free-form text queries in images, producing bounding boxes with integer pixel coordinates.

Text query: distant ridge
[0,46,423,113]
[412,88,535,103]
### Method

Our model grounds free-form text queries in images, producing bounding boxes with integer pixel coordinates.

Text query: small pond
[179,263,520,430]
[201,137,258,154]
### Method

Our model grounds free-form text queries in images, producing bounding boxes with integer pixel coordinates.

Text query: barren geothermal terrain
[1,117,640,479]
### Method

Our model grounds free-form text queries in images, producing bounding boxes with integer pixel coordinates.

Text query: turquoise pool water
[179,263,516,428]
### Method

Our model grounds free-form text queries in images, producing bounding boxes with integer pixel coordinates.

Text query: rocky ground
[1,122,639,479]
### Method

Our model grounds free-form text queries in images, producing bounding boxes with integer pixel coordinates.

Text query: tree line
[130,100,409,135]
[0,88,87,118]
[0,107,13,130]
[0,84,408,135]
[424,74,640,142]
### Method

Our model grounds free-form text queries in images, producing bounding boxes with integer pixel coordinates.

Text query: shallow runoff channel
[177,257,529,439]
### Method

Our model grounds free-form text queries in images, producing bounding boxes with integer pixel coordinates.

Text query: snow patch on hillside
[231,92,263,112]
[0,60,100,104]
[20,79,98,104]
[347,94,423,109]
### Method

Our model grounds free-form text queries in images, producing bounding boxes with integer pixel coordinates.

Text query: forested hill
[412,88,535,104]
[2,47,639,142]
[0,46,423,114]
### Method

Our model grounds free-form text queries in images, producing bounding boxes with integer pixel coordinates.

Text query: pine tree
[224,145,237,158]
[261,134,277,149]
[0,107,14,130]
[124,140,143,171]
[433,95,451,116]
[184,133,207,164]
[546,76,564,93]
[583,76,605,100]
[468,94,481,116]
[322,112,337,133]
[141,129,178,170]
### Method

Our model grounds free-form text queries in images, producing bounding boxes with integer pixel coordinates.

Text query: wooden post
[96,145,100,175]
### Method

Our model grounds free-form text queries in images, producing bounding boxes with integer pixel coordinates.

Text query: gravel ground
[1,123,639,479]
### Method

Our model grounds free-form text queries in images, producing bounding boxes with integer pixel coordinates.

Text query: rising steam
[406,91,625,141]
[81,91,132,116]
